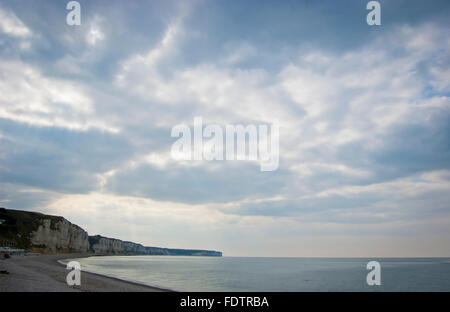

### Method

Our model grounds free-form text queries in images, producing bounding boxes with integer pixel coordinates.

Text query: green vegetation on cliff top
[0,207,64,249]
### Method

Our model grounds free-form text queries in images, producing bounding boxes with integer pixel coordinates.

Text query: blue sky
[0,0,449,256]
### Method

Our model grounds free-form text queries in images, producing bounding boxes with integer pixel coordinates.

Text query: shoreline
[57,255,177,292]
[0,253,170,292]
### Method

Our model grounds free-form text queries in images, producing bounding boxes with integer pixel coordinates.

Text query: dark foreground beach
[0,254,166,292]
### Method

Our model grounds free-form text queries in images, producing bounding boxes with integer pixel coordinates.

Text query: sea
[64,256,450,292]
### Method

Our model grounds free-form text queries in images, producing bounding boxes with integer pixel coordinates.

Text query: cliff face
[0,208,89,253]
[89,235,147,255]
[30,218,89,253]
[0,208,222,256]
[89,235,222,257]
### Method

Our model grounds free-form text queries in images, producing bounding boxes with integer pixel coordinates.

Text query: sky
[0,0,449,257]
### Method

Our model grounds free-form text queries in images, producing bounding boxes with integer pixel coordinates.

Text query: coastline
[0,253,169,292]
[57,255,177,292]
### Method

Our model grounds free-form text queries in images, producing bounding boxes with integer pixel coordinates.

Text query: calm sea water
[67,256,450,291]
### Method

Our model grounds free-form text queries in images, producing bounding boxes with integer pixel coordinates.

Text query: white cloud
[0,60,118,132]
[115,22,448,139]
[313,170,450,199]
[0,6,31,38]
[86,27,104,46]
[108,22,450,203]
[86,16,105,46]
[291,162,372,178]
